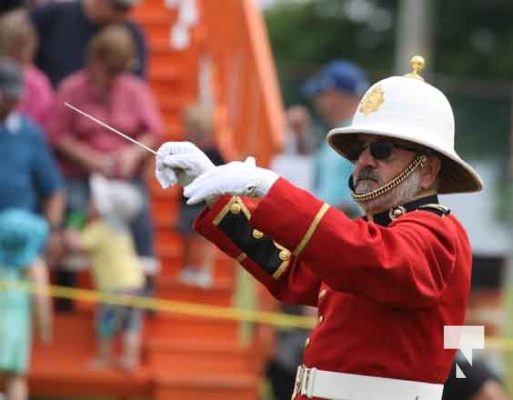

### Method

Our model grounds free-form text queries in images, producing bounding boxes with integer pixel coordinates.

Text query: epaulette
[418,203,451,217]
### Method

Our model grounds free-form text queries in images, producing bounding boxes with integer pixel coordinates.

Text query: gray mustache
[356,168,379,184]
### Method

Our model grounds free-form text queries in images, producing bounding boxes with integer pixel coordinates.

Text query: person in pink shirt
[47,24,163,310]
[0,9,54,126]
[20,65,53,126]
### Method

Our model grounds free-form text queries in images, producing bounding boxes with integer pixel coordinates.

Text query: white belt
[292,365,444,400]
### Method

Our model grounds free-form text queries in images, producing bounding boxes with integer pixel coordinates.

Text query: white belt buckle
[293,365,317,399]
[302,367,317,398]
[292,365,305,399]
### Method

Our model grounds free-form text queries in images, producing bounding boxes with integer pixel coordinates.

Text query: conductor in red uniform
[155,57,483,400]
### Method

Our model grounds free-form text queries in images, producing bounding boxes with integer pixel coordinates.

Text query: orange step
[29,313,151,397]
[146,341,257,375]
[30,367,152,398]
[147,313,241,345]
[153,374,260,400]
[154,227,183,253]
[158,252,236,281]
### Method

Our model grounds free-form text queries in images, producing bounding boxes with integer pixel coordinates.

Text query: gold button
[278,250,290,261]
[318,289,327,299]
[252,229,264,239]
[230,203,241,214]
[318,315,324,325]
[304,337,311,348]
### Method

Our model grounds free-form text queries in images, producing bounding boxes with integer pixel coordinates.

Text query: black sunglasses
[347,140,419,162]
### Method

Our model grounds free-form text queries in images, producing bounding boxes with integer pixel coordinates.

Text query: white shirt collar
[1,112,22,135]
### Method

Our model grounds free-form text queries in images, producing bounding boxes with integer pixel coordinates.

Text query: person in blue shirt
[0,209,52,400]
[31,0,147,88]
[301,60,369,217]
[0,56,65,262]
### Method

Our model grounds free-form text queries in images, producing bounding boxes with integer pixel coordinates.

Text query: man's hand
[183,157,279,205]
[155,141,215,189]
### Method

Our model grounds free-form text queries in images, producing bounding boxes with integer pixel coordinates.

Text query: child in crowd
[176,103,225,288]
[0,209,52,400]
[63,174,145,371]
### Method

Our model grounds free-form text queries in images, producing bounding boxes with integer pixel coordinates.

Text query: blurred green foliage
[264,0,513,161]
[448,91,510,160]
[265,0,513,79]
[437,0,513,79]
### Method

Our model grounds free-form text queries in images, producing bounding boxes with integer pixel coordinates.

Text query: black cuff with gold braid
[213,197,290,278]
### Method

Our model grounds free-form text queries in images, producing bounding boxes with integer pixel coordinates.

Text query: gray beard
[357,169,423,214]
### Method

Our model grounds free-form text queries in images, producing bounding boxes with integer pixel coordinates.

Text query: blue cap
[301,60,369,98]
[0,209,48,270]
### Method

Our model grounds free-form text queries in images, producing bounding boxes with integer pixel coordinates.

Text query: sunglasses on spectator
[347,140,422,162]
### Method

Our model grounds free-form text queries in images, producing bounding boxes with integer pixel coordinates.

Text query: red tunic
[194,178,471,390]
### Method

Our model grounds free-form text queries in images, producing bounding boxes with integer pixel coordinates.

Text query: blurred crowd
[0,1,164,398]
[0,2,227,398]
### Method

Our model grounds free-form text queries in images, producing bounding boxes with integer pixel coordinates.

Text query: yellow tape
[0,280,316,329]
[486,336,513,351]
[2,280,513,351]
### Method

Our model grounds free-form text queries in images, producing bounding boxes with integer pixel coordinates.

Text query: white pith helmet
[327,56,483,194]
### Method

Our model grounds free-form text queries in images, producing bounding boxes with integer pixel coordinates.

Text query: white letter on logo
[444,326,485,378]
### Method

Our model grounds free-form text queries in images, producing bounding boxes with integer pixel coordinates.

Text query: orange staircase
[29,0,284,399]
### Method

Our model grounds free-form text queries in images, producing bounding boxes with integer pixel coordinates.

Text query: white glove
[155,141,215,189]
[183,157,279,205]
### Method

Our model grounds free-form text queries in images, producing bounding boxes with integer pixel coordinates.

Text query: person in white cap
[155,56,483,400]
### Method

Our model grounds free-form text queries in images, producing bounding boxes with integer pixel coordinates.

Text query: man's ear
[420,155,441,190]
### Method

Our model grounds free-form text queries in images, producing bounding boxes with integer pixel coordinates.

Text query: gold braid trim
[293,203,330,258]
[351,155,427,203]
